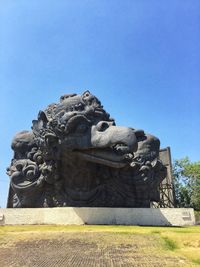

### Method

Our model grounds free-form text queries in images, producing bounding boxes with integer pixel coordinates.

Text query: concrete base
[0,208,195,226]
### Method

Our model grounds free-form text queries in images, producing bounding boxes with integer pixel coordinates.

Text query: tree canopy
[173,157,200,210]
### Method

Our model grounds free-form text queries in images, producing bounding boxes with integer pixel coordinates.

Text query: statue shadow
[72,207,174,226]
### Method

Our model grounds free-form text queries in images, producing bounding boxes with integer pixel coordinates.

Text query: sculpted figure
[7,91,166,207]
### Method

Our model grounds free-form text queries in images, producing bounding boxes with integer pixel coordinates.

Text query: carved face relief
[7,91,166,208]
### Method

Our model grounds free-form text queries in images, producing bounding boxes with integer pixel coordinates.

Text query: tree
[173,157,200,210]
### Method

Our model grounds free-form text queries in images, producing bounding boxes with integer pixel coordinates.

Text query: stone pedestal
[0,208,195,226]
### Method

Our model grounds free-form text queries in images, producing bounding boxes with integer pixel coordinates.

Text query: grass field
[0,225,199,266]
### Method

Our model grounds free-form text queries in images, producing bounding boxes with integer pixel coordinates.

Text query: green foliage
[192,258,200,265]
[162,236,178,251]
[173,157,200,210]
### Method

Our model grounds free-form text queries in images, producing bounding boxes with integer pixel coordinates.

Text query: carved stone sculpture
[7,91,166,208]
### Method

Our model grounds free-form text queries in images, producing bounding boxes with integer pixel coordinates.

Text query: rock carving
[7,91,166,207]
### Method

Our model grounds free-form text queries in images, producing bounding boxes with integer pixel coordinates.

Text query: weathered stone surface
[7,91,166,208]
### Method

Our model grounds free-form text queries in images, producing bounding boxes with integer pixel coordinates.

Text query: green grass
[162,236,178,251]
[193,259,200,265]
[1,224,199,233]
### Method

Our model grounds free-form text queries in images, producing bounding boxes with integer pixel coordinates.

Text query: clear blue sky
[0,0,199,207]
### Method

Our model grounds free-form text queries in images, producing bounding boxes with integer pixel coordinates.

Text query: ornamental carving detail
[7,91,166,208]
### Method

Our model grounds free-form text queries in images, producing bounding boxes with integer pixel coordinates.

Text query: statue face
[35,91,138,167]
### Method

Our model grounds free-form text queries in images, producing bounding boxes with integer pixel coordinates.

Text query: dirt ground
[0,228,197,267]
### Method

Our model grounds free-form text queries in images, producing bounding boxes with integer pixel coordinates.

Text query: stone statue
[7,91,166,208]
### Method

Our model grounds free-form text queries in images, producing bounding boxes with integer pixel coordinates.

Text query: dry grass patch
[0,225,199,266]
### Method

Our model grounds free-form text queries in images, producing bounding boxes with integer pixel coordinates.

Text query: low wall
[0,208,195,226]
